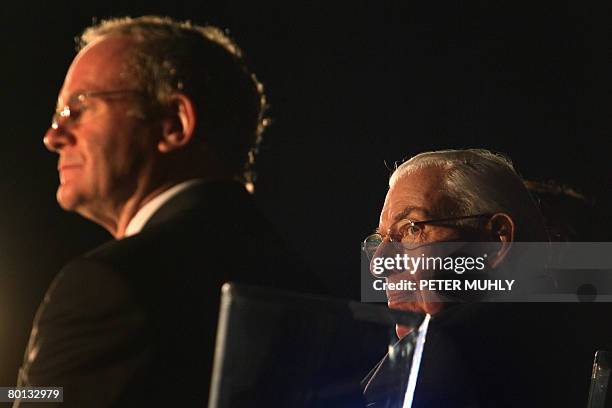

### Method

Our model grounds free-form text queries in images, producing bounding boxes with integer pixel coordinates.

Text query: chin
[56,184,83,211]
[388,298,446,316]
[388,300,423,313]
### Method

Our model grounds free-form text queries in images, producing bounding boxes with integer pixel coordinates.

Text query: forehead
[380,166,448,226]
[59,36,135,101]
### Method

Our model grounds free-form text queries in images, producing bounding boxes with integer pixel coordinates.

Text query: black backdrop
[0,0,611,389]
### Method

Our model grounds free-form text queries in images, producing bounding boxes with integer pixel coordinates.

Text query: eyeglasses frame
[51,89,146,130]
[362,213,494,256]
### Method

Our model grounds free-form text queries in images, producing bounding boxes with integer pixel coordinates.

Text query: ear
[485,213,515,268]
[157,94,197,153]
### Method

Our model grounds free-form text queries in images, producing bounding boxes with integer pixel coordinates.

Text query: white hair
[390,149,547,241]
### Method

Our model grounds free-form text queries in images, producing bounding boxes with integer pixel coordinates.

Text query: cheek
[94,126,154,178]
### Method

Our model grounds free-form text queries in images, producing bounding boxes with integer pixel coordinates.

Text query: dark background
[0,0,611,388]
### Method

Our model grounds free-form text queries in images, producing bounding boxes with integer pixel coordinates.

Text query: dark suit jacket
[16,181,318,407]
[363,303,611,408]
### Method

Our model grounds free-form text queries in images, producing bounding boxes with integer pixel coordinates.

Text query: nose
[43,125,74,153]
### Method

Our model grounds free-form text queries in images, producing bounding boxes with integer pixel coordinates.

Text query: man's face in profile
[375,167,468,336]
[43,36,160,221]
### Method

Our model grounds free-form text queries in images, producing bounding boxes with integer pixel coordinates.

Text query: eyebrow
[57,89,86,107]
[391,206,430,224]
[58,83,104,101]
[375,205,431,234]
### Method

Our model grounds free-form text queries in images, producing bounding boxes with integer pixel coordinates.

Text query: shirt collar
[124,179,203,238]
[402,313,431,408]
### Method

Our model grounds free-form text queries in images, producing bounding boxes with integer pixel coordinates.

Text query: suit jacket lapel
[362,334,417,407]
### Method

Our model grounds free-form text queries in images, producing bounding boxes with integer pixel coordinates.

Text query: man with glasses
[362,149,589,407]
[16,16,314,407]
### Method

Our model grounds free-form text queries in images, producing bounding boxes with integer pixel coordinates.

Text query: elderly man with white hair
[362,149,594,408]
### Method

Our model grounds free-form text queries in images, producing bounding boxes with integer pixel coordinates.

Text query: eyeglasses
[51,90,145,130]
[362,213,492,260]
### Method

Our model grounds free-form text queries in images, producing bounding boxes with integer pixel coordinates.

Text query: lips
[58,155,84,173]
[58,154,84,169]
[58,164,82,171]
[58,163,83,184]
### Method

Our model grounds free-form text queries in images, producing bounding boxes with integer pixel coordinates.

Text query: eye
[71,95,90,118]
[405,224,422,236]
[62,93,94,124]
[397,221,423,240]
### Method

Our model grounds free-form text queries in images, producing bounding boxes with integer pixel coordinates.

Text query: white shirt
[402,313,432,408]
[124,179,203,238]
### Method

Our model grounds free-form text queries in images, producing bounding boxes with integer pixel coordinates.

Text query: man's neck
[113,182,178,239]
[78,163,240,238]
[77,180,181,239]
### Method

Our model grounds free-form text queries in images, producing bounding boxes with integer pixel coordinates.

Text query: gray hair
[390,149,548,241]
[79,16,268,188]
